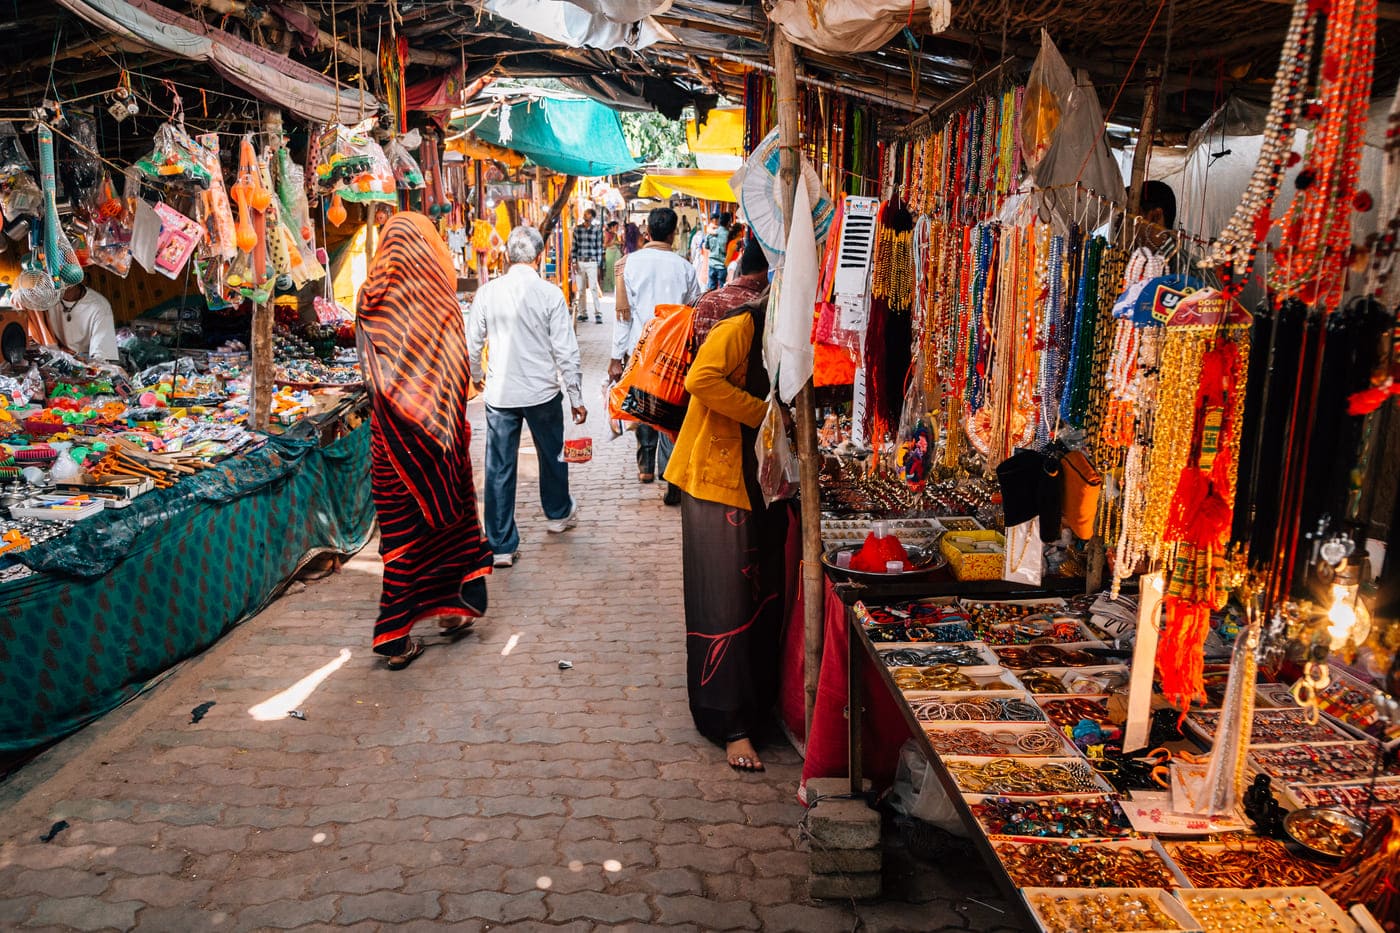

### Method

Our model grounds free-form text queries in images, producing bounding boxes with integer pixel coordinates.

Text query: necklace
[1202,0,1319,290]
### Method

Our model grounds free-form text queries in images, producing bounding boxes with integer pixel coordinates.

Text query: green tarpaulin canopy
[472,96,639,177]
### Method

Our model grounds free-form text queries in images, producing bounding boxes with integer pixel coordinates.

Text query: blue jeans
[484,393,573,556]
[636,424,674,478]
[707,266,726,291]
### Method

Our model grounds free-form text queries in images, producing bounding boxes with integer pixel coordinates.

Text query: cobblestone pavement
[0,304,1024,931]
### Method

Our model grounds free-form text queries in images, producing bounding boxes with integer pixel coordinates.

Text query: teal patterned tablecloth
[0,422,374,753]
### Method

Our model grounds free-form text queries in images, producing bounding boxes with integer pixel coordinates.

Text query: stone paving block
[759,902,861,932]
[653,893,762,930]
[806,798,881,850]
[232,894,340,931]
[439,890,548,924]
[543,890,652,924]
[810,870,882,901]
[25,896,141,930]
[337,890,443,923]
[308,865,404,896]
[107,875,214,909]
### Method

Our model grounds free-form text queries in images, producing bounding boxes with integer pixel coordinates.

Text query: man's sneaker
[576,313,588,322]
[545,503,579,534]
[594,314,604,323]
[493,552,519,568]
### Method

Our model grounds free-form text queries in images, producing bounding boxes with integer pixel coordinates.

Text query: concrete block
[803,777,873,806]
[809,870,882,901]
[810,847,882,874]
[806,799,880,850]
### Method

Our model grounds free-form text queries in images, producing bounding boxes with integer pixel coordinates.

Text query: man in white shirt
[44,284,119,362]
[609,207,702,503]
[467,226,587,568]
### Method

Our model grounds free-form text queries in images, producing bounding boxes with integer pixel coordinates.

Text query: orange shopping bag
[607,304,695,437]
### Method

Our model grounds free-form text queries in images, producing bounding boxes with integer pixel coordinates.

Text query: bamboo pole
[771,31,824,746]
[1126,66,1162,217]
[250,108,282,433]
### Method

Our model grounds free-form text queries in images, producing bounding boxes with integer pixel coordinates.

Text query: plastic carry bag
[755,394,799,506]
[607,304,695,436]
[560,416,593,464]
[888,740,967,834]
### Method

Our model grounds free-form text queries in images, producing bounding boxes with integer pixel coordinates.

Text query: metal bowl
[821,543,947,582]
[1283,806,1366,858]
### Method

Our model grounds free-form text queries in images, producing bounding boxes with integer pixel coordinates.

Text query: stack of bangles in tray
[1191,709,1346,744]
[910,697,1044,722]
[865,621,978,643]
[889,665,1001,691]
[1029,891,1186,933]
[980,617,1087,647]
[996,841,1178,887]
[1018,669,1070,694]
[1040,697,1118,729]
[946,758,1102,794]
[971,795,1137,838]
[924,727,1065,756]
[995,645,1101,668]
[879,645,986,667]
[1167,838,1334,887]
[965,603,1044,627]
[1249,742,1400,784]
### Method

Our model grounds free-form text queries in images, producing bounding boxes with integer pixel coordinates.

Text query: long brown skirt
[680,492,790,745]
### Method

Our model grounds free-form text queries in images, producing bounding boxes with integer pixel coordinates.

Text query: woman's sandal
[386,639,425,671]
[437,618,475,638]
[638,472,656,483]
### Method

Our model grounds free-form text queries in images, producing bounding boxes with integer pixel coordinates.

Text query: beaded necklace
[1060,236,1106,427]
[1037,233,1068,442]
[1271,0,1379,309]
[1202,0,1319,290]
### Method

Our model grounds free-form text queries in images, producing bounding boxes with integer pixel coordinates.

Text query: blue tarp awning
[473,96,640,177]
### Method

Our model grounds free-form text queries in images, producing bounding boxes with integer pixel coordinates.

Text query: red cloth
[779,577,914,802]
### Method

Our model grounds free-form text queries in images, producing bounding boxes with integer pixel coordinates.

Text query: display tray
[873,641,1001,668]
[969,792,1140,840]
[942,754,1115,796]
[1248,741,1400,787]
[905,690,1046,723]
[1023,887,1202,933]
[922,721,1077,758]
[1282,779,1400,817]
[10,495,107,521]
[1164,838,1338,889]
[820,516,948,548]
[1018,664,1131,696]
[1174,887,1357,933]
[992,837,1184,886]
[821,543,948,582]
[1291,667,1400,744]
[995,644,1120,668]
[1185,708,1356,747]
[887,664,1022,692]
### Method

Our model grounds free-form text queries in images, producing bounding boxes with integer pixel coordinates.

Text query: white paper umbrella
[734,128,835,268]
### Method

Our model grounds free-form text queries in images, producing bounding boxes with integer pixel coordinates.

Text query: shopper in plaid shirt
[571,208,605,323]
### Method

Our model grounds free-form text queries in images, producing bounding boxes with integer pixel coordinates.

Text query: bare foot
[726,737,765,772]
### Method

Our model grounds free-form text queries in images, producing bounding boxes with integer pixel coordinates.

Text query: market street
[0,308,1020,932]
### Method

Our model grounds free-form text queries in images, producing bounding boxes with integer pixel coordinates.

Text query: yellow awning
[686,107,744,156]
[446,134,527,168]
[637,169,736,203]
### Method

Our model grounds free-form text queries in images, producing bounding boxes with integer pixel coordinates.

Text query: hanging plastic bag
[0,121,32,176]
[607,304,695,436]
[84,174,133,277]
[755,394,799,506]
[1003,517,1044,586]
[135,123,212,190]
[1019,30,1074,175]
[894,358,937,488]
[384,137,425,189]
[560,416,593,464]
[59,113,101,206]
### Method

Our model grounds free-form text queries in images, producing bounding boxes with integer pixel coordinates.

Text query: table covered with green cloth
[0,422,374,753]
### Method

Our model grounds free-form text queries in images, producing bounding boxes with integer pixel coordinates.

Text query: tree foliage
[620,111,697,169]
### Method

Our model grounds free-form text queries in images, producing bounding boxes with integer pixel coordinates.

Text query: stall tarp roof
[52,0,378,125]
[637,168,736,202]
[473,96,640,177]
[686,108,744,157]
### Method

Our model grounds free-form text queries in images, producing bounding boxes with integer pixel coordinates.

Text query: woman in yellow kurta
[664,259,788,773]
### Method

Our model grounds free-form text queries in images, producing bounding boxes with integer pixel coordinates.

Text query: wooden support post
[1126,66,1161,216]
[540,175,579,239]
[772,31,825,745]
[250,108,282,433]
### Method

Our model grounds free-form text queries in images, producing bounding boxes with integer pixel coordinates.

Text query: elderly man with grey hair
[466,225,587,569]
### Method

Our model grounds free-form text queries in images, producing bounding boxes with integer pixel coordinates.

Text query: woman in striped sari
[357,212,491,669]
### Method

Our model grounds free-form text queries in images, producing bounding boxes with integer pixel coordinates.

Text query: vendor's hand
[571,405,588,425]
[607,359,624,382]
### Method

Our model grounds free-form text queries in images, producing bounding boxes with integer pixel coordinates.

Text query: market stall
[736,0,1400,926]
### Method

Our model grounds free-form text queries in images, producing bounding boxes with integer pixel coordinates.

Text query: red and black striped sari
[357,212,490,656]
